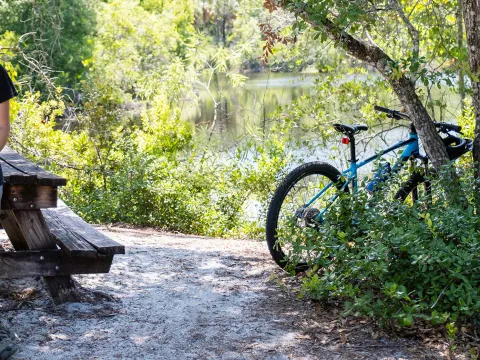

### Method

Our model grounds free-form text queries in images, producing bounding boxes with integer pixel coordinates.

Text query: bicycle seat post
[349,135,357,163]
[332,123,367,164]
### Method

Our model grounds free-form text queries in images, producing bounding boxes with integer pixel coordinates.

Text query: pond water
[180,72,462,139]
[180,72,316,137]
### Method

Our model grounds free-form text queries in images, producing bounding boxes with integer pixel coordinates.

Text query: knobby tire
[266,162,347,274]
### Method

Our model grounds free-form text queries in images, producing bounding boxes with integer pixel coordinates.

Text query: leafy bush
[296,164,480,330]
[8,78,292,238]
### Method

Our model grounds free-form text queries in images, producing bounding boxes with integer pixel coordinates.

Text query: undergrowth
[293,164,480,336]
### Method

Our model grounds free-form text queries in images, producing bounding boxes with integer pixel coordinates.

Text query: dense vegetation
[1,0,289,237]
[1,0,479,347]
[264,0,480,347]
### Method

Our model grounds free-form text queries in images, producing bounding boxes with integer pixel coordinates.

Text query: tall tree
[456,1,466,111]
[262,0,461,172]
[461,0,480,186]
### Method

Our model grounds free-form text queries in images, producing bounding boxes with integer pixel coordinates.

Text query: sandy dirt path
[0,227,452,359]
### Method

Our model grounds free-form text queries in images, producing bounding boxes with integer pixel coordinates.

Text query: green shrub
[8,79,292,238]
[296,164,480,330]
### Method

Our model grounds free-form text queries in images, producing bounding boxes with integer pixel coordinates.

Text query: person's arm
[0,100,11,151]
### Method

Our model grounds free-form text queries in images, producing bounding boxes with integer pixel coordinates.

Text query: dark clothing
[0,64,17,186]
[0,65,17,104]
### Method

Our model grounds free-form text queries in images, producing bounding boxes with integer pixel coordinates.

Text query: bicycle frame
[305,130,420,219]
[345,132,419,191]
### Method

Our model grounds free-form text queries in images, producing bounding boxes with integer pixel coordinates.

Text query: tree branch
[321,18,393,71]
[290,9,451,169]
[390,0,420,60]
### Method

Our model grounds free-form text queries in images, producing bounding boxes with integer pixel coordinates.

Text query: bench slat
[0,249,113,278]
[50,228,99,258]
[0,148,67,186]
[42,200,125,256]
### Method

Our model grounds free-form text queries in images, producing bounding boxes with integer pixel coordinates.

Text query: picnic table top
[0,147,66,187]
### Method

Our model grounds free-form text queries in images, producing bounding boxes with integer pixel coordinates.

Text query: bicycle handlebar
[373,105,410,120]
[374,105,462,133]
[435,122,462,134]
[373,105,394,114]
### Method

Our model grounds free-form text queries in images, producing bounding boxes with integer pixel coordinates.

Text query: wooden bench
[43,200,125,258]
[0,147,125,304]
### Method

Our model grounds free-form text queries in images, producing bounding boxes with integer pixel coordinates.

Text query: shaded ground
[0,227,467,359]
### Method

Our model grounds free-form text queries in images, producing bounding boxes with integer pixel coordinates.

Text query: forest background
[1,0,479,342]
[0,0,379,238]
[1,0,470,238]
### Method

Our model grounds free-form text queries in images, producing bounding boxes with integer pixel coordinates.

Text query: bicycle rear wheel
[266,162,348,273]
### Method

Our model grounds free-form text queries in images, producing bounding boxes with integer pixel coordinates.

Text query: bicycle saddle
[333,123,369,136]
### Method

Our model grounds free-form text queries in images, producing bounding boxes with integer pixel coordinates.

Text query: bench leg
[44,276,79,305]
[0,210,29,250]
[0,210,79,304]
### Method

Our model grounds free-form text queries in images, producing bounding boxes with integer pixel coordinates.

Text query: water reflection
[180,73,315,137]
[180,71,462,139]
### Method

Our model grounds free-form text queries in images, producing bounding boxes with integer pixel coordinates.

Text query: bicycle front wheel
[266,162,348,273]
[394,171,430,203]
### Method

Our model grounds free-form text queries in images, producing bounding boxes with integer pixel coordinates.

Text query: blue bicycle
[266,105,472,273]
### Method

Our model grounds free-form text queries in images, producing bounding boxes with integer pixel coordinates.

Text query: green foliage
[0,0,96,87]
[1,0,304,238]
[294,164,480,330]
[9,78,292,238]
[85,0,194,101]
[458,100,476,139]
[2,0,472,250]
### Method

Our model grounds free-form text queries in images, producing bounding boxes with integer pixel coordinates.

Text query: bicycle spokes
[275,173,340,264]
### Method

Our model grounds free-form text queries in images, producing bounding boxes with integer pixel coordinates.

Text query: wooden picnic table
[0,147,125,304]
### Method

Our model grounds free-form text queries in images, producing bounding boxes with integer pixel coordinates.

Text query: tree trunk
[388,76,451,166]
[461,0,480,180]
[457,2,466,112]
[319,19,452,171]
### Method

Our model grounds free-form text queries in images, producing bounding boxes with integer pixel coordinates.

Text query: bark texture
[461,0,480,182]
[457,2,466,111]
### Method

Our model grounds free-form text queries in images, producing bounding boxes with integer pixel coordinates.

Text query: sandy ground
[0,227,464,359]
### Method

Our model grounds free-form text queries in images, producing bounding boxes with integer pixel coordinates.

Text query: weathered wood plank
[43,276,78,304]
[0,210,29,250]
[1,184,58,210]
[0,147,66,187]
[72,229,125,255]
[50,228,98,258]
[13,210,57,248]
[43,200,125,255]
[11,209,78,304]
[0,250,113,278]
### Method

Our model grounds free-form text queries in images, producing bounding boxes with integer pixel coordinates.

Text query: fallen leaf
[12,288,38,301]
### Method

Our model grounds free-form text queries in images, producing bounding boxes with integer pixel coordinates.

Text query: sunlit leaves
[296,161,480,330]
[226,72,249,87]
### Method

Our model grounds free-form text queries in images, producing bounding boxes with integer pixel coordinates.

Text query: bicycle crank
[299,207,323,227]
